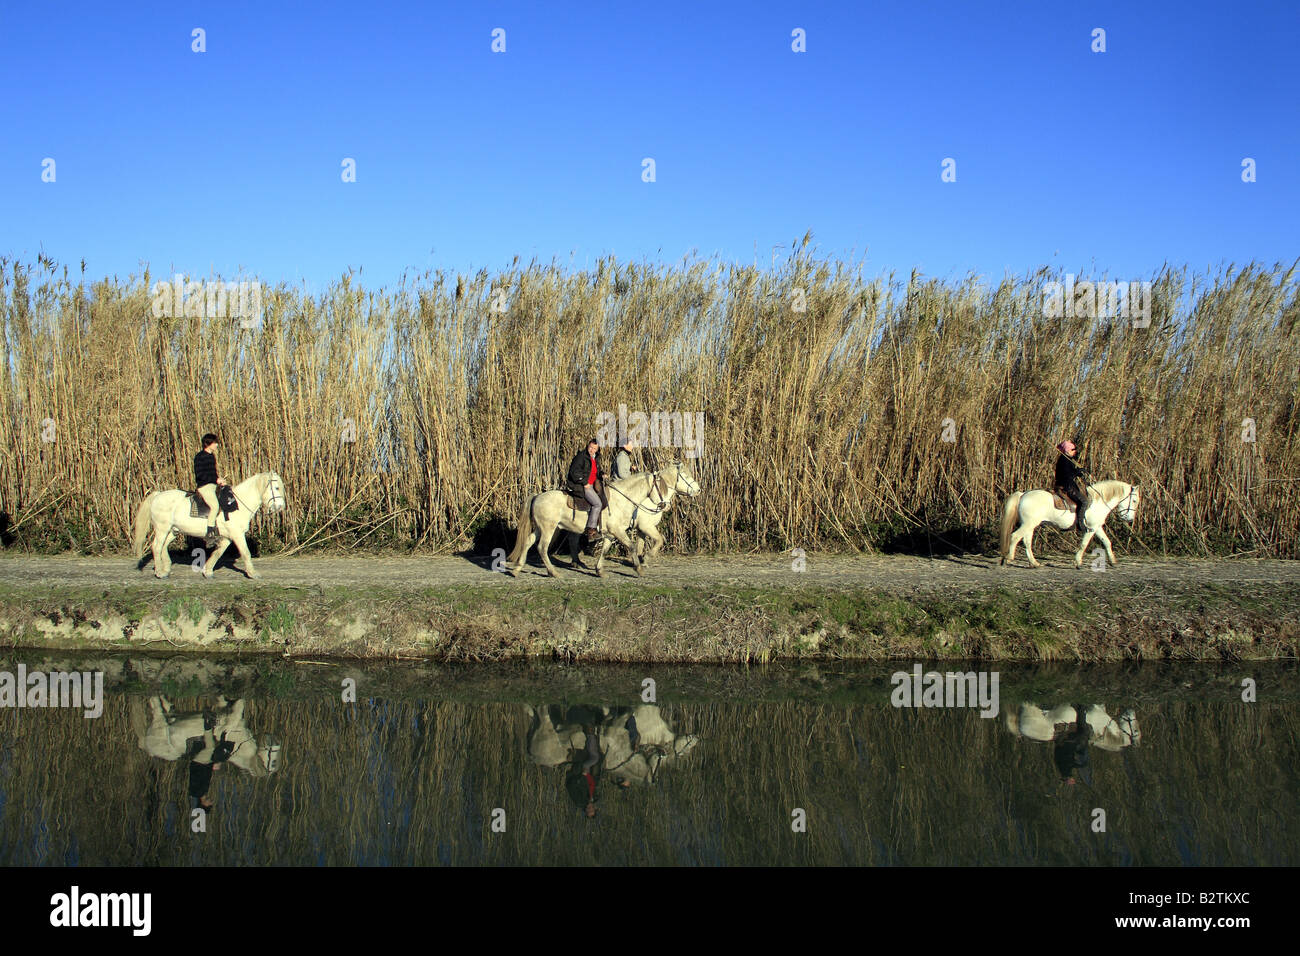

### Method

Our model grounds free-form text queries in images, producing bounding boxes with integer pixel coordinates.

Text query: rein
[607,470,672,515]
[1081,482,1135,517]
[229,473,281,517]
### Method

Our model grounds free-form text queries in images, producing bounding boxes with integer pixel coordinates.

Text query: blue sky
[2,0,1295,290]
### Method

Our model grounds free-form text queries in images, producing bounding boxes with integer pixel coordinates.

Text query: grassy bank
[1,577,1295,662]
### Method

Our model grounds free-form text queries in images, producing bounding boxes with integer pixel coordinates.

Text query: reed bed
[1,253,1295,556]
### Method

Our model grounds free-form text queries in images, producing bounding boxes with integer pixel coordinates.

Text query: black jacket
[194,450,219,487]
[567,451,603,487]
[1053,454,1085,493]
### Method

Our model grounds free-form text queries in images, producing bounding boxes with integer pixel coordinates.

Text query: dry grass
[1,252,1296,555]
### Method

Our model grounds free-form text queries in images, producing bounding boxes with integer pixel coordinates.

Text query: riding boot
[205,524,219,549]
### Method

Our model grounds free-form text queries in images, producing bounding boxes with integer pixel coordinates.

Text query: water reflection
[1003,703,1141,786]
[526,704,699,817]
[0,656,1296,865]
[132,695,282,813]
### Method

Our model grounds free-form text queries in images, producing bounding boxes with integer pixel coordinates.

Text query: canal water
[1,652,1295,866]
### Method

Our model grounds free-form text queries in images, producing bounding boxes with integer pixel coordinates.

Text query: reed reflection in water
[0,688,1295,865]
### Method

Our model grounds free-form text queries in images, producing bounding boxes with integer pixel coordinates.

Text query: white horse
[999,479,1140,568]
[133,472,286,579]
[525,704,699,785]
[616,463,700,565]
[506,461,700,577]
[130,695,283,776]
[1004,702,1141,752]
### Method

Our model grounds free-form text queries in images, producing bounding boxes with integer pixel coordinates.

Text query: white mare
[525,704,699,785]
[133,472,286,579]
[1004,702,1141,752]
[130,695,282,776]
[506,461,700,578]
[999,479,1140,568]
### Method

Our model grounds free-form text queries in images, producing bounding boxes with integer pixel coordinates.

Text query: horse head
[261,472,287,514]
[258,734,284,774]
[667,460,702,498]
[1115,484,1140,523]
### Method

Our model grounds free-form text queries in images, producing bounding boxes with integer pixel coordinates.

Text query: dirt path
[1,552,1297,594]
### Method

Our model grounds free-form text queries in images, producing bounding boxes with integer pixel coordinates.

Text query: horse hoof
[203,571,214,579]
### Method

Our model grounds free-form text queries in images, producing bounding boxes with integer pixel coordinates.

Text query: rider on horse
[194,433,228,548]
[1053,440,1089,532]
[567,438,607,541]
[612,435,637,481]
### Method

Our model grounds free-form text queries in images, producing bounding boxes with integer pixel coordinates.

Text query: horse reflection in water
[131,695,282,812]
[526,704,699,817]
[1004,702,1140,785]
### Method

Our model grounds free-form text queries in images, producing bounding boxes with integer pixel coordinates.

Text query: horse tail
[507,495,533,566]
[133,492,158,559]
[1002,706,1019,736]
[999,492,1023,559]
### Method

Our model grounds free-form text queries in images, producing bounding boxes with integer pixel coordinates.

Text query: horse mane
[1091,479,1129,502]
[613,461,678,488]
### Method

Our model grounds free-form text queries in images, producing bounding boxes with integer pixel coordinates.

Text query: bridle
[228,473,284,517]
[603,734,698,784]
[265,473,285,512]
[1083,482,1137,520]
[608,466,695,515]
[1109,485,1137,520]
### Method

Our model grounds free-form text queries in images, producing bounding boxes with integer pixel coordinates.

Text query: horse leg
[509,530,537,576]
[568,531,587,570]
[594,533,614,577]
[1074,530,1097,568]
[639,526,665,567]
[1024,526,1041,568]
[536,524,560,578]
[153,523,172,578]
[608,525,642,575]
[203,537,233,578]
[1096,526,1117,566]
[230,530,260,579]
[1003,524,1024,565]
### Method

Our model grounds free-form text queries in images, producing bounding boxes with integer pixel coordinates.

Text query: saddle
[562,480,607,513]
[189,486,239,520]
[1051,488,1088,512]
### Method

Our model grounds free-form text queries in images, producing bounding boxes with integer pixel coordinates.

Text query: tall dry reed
[1,252,1295,555]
